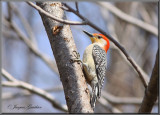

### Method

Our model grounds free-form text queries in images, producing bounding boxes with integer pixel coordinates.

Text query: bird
[72,30,110,110]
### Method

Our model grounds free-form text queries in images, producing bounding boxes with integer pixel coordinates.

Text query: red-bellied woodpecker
[72,30,110,110]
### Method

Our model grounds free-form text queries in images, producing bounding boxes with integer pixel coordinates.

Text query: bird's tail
[90,83,99,109]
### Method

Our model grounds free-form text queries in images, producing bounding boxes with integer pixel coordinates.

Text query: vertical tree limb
[138,50,158,113]
[36,2,93,113]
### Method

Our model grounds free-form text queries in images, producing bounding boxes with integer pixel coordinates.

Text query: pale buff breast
[82,44,97,84]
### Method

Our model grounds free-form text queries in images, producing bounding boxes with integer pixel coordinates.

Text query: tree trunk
[36,1,93,113]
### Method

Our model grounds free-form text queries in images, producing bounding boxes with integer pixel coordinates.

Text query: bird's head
[83,30,110,53]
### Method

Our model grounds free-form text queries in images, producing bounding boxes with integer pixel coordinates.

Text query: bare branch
[2,69,67,112]
[2,69,18,82]
[2,85,63,100]
[97,2,158,36]
[139,50,158,113]
[62,3,148,88]
[26,1,86,25]
[4,17,59,75]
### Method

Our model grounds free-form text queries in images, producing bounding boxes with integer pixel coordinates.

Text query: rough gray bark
[36,2,93,113]
[139,50,158,113]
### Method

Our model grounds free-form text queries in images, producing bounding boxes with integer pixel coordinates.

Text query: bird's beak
[83,30,93,37]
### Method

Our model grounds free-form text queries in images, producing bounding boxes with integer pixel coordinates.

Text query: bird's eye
[97,36,102,39]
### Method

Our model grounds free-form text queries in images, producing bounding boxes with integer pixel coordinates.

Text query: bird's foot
[70,51,82,64]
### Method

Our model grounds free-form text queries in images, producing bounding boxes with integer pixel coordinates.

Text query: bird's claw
[73,50,80,59]
[70,51,82,64]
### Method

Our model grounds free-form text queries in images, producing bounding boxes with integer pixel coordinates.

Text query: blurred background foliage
[1,1,158,113]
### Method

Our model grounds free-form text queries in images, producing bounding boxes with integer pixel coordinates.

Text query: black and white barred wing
[92,45,107,98]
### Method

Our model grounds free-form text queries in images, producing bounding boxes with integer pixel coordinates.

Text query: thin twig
[27,1,86,25]
[62,3,148,88]
[75,2,79,13]
[2,69,67,112]
[97,2,158,36]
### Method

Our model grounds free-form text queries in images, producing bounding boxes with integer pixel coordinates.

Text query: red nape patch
[93,33,110,53]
